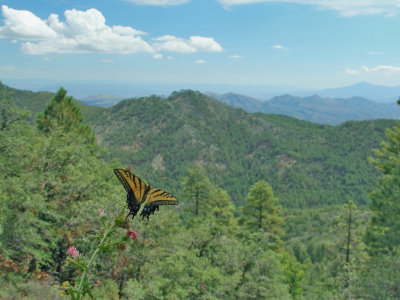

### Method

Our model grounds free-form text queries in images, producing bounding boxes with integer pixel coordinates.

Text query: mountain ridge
[2,82,397,208]
[88,89,395,208]
[209,92,400,125]
[302,81,400,102]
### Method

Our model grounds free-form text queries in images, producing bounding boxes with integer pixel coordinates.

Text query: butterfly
[114,169,178,220]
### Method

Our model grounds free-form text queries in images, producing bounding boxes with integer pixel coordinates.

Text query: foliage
[355,250,400,299]
[65,206,133,299]
[241,180,284,250]
[37,87,95,144]
[181,165,214,218]
[366,122,400,254]
[0,97,122,288]
[2,84,400,299]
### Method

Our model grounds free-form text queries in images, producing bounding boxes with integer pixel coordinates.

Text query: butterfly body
[114,169,178,220]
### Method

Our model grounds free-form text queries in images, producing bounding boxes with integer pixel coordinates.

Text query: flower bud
[126,230,137,240]
[67,246,79,258]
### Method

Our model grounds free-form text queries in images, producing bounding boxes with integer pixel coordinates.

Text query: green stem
[76,217,117,299]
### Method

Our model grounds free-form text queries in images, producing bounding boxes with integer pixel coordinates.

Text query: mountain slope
[0,81,105,123]
[206,92,263,112]
[89,90,395,208]
[4,83,396,208]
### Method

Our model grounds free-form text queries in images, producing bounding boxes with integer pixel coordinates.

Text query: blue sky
[1,0,400,97]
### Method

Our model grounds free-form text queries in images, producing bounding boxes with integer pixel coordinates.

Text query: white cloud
[189,36,223,52]
[362,65,400,73]
[101,58,114,63]
[153,35,223,53]
[229,54,244,58]
[0,6,56,40]
[273,44,288,51]
[346,65,400,75]
[195,59,206,64]
[345,67,359,75]
[153,53,163,59]
[112,25,147,36]
[0,6,223,56]
[123,0,189,6]
[218,0,400,17]
[153,35,197,53]
[0,6,153,54]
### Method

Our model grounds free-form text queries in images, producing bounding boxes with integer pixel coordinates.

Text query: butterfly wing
[114,169,150,219]
[140,188,178,220]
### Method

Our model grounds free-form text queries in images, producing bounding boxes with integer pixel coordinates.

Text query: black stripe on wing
[114,169,149,204]
[145,188,178,207]
[114,169,132,194]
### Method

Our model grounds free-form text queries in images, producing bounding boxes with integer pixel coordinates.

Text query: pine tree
[366,122,400,254]
[0,97,30,131]
[37,87,95,143]
[331,200,368,297]
[242,180,284,250]
[181,165,213,218]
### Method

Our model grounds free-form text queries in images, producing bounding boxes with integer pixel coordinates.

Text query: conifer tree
[366,121,400,254]
[37,87,95,143]
[331,200,367,296]
[0,97,30,131]
[181,165,213,218]
[242,180,284,250]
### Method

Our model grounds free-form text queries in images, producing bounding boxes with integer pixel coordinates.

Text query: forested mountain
[210,92,400,125]
[2,84,400,299]
[0,81,105,123]
[206,92,263,112]
[88,90,395,208]
[3,81,396,208]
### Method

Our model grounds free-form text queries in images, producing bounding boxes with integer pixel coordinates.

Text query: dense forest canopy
[1,83,400,299]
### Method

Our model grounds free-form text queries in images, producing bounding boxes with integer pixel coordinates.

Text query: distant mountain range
[207,92,400,125]
[4,79,400,103]
[2,79,400,125]
[297,82,400,103]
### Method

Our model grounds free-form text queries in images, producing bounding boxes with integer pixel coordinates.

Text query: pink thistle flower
[67,246,79,258]
[98,209,105,216]
[126,229,137,240]
[126,167,132,173]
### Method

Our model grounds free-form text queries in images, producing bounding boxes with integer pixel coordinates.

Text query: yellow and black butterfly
[114,168,178,220]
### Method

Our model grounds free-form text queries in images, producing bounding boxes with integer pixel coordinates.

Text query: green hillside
[2,84,400,299]
[0,81,105,123]
[3,82,397,208]
[88,90,395,208]
[3,84,395,208]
